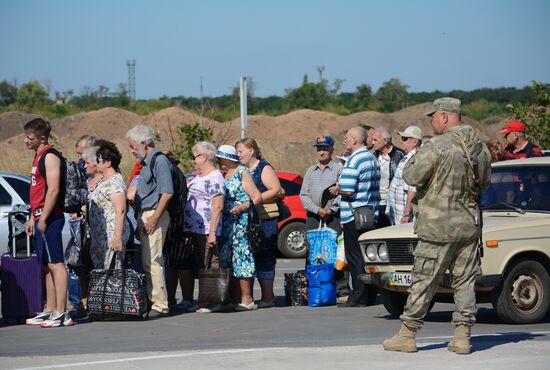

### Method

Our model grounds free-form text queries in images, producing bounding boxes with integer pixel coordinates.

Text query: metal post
[240,76,248,140]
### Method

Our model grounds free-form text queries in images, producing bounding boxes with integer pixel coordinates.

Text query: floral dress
[219,166,255,278]
[89,173,130,269]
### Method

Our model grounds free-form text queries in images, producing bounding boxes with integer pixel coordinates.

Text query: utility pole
[240,76,248,140]
[127,59,136,100]
[200,76,204,103]
[317,65,325,82]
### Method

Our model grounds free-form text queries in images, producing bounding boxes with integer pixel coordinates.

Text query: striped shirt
[386,149,417,225]
[339,147,380,224]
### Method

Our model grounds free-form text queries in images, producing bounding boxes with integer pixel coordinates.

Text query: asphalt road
[2,258,550,369]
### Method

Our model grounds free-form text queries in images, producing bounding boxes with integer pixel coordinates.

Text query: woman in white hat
[216,144,262,311]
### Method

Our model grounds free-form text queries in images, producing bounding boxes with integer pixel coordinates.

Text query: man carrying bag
[330,127,380,307]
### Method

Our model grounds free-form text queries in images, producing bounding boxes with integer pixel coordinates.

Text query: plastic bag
[335,234,348,271]
[307,221,338,265]
[306,264,336,307]
[284,270,308,306]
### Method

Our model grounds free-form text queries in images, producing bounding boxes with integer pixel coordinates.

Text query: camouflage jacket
[403,125,491,242]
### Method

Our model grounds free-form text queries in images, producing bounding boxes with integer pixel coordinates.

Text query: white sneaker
[26,311,52,326]
[40,312,74,328]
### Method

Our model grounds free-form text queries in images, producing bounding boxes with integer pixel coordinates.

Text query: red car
[275,171,307,258]
[186,170,307,258]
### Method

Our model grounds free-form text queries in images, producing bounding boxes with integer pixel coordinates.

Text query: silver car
[0,172,70,255]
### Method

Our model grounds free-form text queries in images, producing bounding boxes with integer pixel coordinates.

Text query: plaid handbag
[88,254,148,317]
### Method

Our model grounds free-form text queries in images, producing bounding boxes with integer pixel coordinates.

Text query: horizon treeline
[0,76,543,123]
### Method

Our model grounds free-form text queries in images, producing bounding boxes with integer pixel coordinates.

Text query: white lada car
[359,157,550,324]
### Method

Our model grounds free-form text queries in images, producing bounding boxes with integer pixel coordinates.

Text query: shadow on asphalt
[419,331,546,352]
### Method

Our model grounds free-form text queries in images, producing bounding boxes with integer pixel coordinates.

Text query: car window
[279,178,301,196]
[0,183,12,206]
[482,166,550,212]
[4,177,30,204]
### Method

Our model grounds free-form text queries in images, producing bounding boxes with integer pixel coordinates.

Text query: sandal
[235,302,258,311]
[196,304,222,314]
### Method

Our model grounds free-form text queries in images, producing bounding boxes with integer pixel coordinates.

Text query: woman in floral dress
[216,145,262,311]
[88,140,130,269]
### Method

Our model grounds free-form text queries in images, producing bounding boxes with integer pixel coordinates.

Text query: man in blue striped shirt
[332,127,380,307]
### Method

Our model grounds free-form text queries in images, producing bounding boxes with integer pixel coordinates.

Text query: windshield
[482,165,550,212]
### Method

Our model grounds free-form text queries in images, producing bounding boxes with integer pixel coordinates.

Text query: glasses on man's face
[401,137,410,142]
[192,153,205,160]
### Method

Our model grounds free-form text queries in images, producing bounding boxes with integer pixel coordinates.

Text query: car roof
[492,157,550,168]
[0,172,30,181]
[275,170,303,182]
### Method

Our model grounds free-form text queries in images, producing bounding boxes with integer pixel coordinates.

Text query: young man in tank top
[24,117,73,328]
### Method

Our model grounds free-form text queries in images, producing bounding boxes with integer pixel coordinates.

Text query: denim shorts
[34,215,65,265]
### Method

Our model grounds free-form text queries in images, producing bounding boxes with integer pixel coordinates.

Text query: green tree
[0,80,17,106]
[375,78,409,112]
[354,83,373,110]
[506,81,550,149]
[285,74,329,110]
[15,81,51,110]
[174,122,213,172]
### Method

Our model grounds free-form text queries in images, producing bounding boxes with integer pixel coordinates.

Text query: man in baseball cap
[499,120,542,160]
[301,135,351,303]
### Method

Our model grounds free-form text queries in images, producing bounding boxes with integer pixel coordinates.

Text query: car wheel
[277,222,306,258]
[381,290,435,317]
[492,260,550,324]
[381,290,408,316]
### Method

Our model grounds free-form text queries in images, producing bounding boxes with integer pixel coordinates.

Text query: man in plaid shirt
[386,126,423,225]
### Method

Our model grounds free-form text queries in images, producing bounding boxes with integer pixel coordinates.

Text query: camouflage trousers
[400,238,480,330]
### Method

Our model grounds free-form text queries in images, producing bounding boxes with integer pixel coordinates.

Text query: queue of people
[20,97,542,331]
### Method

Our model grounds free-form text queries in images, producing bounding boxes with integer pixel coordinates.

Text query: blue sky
[1,0,549,99]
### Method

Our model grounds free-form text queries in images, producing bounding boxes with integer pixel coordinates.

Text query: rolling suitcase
[1,210,45,322]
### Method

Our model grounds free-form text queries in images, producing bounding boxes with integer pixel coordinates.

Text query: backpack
[38,147,88,214]
[147,152,188,232]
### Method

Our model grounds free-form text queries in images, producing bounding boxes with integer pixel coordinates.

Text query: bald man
[332,127,380,306]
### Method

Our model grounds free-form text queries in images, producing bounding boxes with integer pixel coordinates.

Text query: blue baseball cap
[313,135,334,148]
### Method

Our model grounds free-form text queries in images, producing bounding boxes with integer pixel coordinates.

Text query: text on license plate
[389,272,411,286]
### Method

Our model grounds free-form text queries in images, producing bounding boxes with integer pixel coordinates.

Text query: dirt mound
[0,105,508,176]
[0,111,41,141]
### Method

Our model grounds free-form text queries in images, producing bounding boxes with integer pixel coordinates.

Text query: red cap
[499,120,525,135]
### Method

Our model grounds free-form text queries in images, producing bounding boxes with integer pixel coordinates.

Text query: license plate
[389,272,411,286]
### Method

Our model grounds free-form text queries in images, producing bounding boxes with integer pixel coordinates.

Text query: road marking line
[14,348,284,370]
[419,330,550,341]
[12,332,550,370]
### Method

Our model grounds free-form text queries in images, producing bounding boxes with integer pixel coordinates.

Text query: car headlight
[366,244,378,261]
[378,243,388,261]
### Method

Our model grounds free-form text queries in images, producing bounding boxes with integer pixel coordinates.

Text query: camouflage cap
[424,97,461,116]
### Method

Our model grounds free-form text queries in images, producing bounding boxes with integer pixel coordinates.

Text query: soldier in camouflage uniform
[383,97,491,354]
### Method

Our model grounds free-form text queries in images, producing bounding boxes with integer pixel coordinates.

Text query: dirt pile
[0,105,509,176]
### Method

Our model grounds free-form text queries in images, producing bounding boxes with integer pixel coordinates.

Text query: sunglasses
[401,137,410,142]
[192,153,205,160]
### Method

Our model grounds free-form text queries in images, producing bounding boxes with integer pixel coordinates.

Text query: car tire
[381,290,408,316]
[277,222,306,258]
[381,290,435,317]
[492,260,550,324]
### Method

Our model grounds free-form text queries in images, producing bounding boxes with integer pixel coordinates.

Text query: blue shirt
[137,149,174,210]
[338,147,380,224]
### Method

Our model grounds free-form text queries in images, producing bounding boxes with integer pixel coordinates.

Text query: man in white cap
[386,126,423,225]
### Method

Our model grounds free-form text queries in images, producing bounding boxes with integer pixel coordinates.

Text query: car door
[0,175,28,254]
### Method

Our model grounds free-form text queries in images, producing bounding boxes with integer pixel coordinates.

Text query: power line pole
[200,76,204,102]
[127,59,136,100]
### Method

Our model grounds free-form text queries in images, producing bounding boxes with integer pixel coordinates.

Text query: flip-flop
[235,302,258,311]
